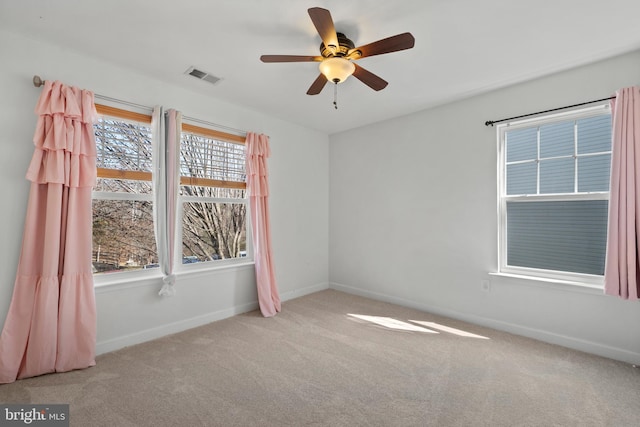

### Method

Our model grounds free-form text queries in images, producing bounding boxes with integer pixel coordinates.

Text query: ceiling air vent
[185,66,222,85]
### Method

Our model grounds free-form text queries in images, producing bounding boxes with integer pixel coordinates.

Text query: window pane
[578,115,612,154]
[95,118,152,172]
[92,200,157,273]
[506,162,536,195]
[540,121,574,158]
[578,154,611,192]
[95,178,153,194]
[506,200,608,275]
[182,202,247,263]
[506,128,537,162]
[540,157,574,194]
[180,133,246,183]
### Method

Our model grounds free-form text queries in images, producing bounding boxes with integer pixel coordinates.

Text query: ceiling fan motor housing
[320,32,359,58]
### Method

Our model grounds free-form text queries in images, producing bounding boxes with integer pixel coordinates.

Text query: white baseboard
[329,282,640,366]
[96,300,259,355]
[96,282,330,356]
[280,282,329,302]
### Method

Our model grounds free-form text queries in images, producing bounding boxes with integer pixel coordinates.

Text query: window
[178,123,249,267]
[497,105,612,284]
[91,105,250,276]
[92,106,156,273]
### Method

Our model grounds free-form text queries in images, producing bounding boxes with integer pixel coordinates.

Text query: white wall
[329,50,640,364]
[3,26,637,365]
[0,28,329,354]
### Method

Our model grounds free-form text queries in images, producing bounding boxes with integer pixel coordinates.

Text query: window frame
[92,105,158,282]
[176,121,253,272]
[496,104,611,286]
[92,104,252,285]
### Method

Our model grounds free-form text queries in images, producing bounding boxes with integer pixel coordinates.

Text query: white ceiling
[2,0,640,135]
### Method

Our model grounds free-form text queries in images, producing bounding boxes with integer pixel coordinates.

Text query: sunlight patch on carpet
[409,320,490,339]
[347,314,438,333]
[346,314,491,339]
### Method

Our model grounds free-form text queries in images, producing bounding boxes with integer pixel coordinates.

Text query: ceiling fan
[260,7,415,100]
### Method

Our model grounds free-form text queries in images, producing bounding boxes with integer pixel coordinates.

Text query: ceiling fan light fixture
[319,57,355,83]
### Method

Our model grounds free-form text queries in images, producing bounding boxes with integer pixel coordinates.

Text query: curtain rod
[32,75,247,137]
[484,96,615,127]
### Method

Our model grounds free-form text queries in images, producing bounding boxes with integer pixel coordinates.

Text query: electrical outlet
[481,279,491,292]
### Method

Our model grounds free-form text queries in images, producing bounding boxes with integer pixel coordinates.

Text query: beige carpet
[1,289,639,426]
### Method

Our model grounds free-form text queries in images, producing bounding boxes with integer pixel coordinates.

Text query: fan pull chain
[333,82,338,109]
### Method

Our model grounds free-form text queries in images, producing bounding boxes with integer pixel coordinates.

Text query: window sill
[94,261,255,294]
[488,272,605,295]
[176,260,255,279]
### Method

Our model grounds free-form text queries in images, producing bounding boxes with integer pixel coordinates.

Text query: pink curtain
[246,132,281,317]
[604,86,640,299]
[0,80,98,383]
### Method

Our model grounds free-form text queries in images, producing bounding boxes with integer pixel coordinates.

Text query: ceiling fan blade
[308,7,338,52]
[352,64,388,91]
[351,32,415,59]
[306,74,328,95]
[260,55,322,63]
